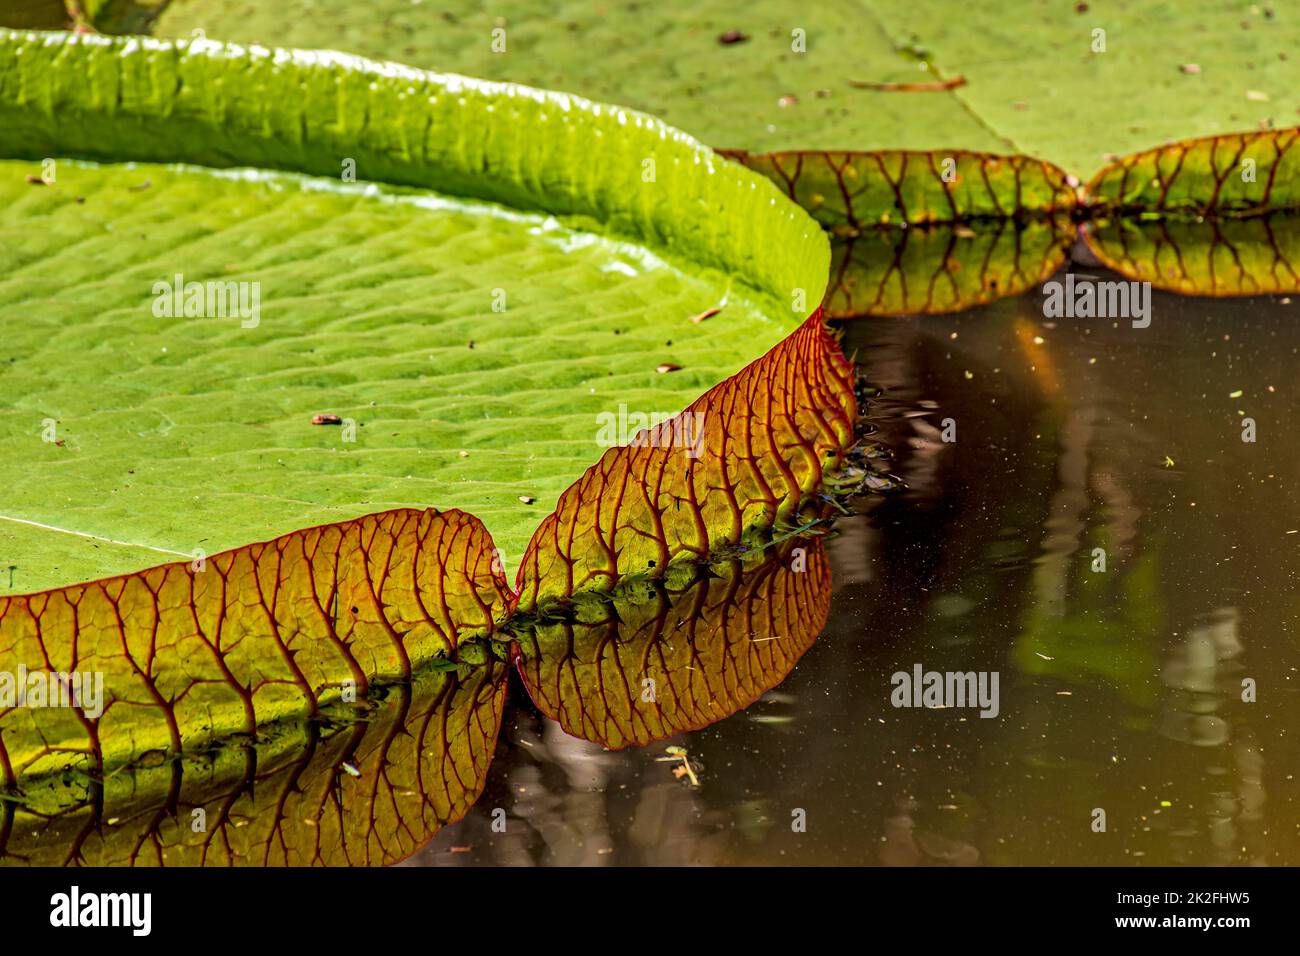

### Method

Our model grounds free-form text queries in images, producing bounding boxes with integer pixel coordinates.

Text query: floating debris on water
[657,745,701,787]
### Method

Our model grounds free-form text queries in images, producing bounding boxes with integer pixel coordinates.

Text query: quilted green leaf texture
[0,30,830,593]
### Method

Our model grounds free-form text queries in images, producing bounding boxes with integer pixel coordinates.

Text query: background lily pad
[133,0,1300,177]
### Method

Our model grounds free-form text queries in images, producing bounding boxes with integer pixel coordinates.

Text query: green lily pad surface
[146,0,1001,159]
[0,31,828,593]
[145,0,1300,177]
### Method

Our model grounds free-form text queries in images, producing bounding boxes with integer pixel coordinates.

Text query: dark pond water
[411,264,1299,866]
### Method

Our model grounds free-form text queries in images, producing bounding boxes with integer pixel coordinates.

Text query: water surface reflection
[414,270,1299,866]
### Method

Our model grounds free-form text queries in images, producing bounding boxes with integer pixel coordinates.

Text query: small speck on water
[311,414,343,425]
[519,495,536,504]
[717,29,749,45]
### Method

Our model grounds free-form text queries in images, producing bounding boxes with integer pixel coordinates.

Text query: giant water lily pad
[0,30,831,593]
[0,31,859,861]
[139,0,1300,178]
